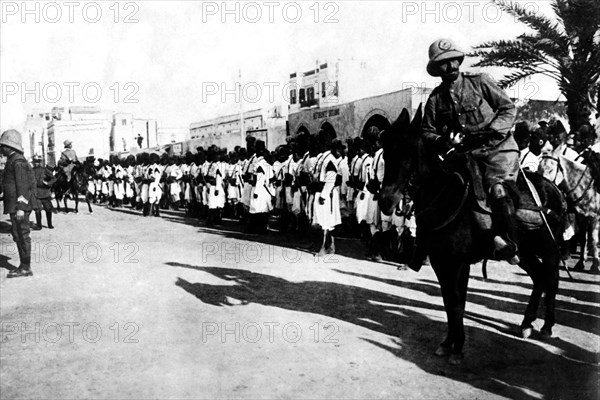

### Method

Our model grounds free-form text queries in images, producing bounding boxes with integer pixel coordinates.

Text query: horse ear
[410,103,423,132]
[391,108,411,132]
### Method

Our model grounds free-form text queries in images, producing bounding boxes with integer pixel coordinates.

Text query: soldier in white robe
[312,140,344,255]
[248,141,273,234]
[354,141,373,226]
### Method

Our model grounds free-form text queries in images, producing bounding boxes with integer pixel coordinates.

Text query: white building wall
[52,120,112,161]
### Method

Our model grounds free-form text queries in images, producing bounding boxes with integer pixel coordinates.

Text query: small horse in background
[378,105,567,365]
[558,155,600,271]
[52,162,94,214]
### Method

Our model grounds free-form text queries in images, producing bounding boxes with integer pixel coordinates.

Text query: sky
[0,0,561,132]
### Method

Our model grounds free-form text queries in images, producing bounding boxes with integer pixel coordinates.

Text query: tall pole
[41,129,46,166]
[239,68,245,147]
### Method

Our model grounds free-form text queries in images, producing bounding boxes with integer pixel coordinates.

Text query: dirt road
[1,204,598,399]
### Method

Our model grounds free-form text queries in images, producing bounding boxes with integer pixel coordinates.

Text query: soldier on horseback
[58,140,79,182]
[414,38,520,269]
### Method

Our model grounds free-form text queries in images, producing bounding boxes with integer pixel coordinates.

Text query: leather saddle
[464,156,545,231]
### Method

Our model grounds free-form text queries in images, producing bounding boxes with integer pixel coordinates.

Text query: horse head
[378,104,423,215]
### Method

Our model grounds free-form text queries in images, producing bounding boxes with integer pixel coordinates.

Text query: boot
[491,194,520,265]
[35,211,43,230]
[46,211,54,229]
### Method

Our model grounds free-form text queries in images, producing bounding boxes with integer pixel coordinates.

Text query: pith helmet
[427,38,465,77]
[32,154,42,162]
[0,129,24,152]
[64,139,73,147]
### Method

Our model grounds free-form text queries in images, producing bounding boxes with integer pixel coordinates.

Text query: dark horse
[378,106,567,365]
[53,162,94,214]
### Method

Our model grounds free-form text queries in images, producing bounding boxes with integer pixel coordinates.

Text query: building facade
[112,113,159,154]
[287,59,380,115]
[189,106,286,152]
[288,87,432,141]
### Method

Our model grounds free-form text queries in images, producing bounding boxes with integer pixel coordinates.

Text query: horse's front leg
[517,252,543,338]
[74,192,79,213]
[540,252,560,339]
[63,196,69,213]
[86,192,93,214]
[431,258,470,365]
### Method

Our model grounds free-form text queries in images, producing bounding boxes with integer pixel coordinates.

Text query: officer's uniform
[2,150,41,275]
[422,71,519,192]
[33,162,56,228]
[59,148,78,181]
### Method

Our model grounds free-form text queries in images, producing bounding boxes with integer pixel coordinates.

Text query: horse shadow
[337,269,600,337]
[169,263,599,400]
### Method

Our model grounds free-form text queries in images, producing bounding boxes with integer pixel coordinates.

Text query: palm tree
[470,0,600,131]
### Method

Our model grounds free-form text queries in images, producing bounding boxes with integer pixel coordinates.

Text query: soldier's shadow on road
[169,263,598,400]
[0,253,17,271]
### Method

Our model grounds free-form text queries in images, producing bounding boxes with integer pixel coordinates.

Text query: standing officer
[419,38,519,268]
[32,154,56,229]
[1,130,40,278]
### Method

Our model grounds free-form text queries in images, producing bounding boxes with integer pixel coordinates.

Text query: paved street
[1,204,599,399]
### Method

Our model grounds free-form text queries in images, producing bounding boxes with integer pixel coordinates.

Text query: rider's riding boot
[46,211,54,229]
[491,184,520,265]
[35,211,43,230]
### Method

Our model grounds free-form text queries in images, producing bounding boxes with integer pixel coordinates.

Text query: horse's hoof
[448,353,464,366]
[540,328,552,340]
[434,345,451,357]
[521,327,533,339]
